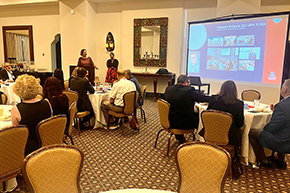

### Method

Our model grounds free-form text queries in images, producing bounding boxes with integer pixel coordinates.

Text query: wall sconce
[106,32,115,51]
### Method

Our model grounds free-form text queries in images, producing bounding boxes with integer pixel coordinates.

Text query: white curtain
[6,33,16,59]
[22,35,30,61]
[15,35,23,61]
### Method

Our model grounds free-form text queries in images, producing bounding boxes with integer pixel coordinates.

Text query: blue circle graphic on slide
[189,24,207,50]
[273,18,282,23]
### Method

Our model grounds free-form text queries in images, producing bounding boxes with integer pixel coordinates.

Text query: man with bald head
[1,62,15,82]
[249,79,290,169]
[101,69,136,129]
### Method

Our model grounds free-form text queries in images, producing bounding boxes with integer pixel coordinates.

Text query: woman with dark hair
[53,68,65,90]
[105,52,119,83]
[77,49,98,69]
[43,77,69,116]
[203,80,244,147]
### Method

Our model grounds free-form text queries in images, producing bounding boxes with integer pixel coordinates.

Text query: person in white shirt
[101,69,136,129]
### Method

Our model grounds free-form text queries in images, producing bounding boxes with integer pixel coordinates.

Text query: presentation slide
[187,14,289,85]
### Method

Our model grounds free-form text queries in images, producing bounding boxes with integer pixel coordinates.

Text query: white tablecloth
[0,105,13,128]
[0,83,20,105]
[89,92,110,128]
[195,101,272,165]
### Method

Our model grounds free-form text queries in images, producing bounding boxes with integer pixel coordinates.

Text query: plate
[0,116,11,121]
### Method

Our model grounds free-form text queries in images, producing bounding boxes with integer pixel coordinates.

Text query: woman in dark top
[11,74,52,155]
[205,80,244,147]
[77,49,98,69]
[105,53,119,83]
[43,77,69,116]
[53,68,65,90]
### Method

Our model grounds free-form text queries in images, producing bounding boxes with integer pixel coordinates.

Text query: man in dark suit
[124,69,142,107]
[164,75,210,144]
[250,79,290,169]
[70,67,95,128]
[0,62,15,81]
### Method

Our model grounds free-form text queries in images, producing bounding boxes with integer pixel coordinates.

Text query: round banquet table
[0,105,13,128]
[194,101,273,165]
[0,83,20,105]
[103,189,175,193]
[89,91,110,128]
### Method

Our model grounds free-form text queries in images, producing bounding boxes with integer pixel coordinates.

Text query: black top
[70,77,94,112]
[164,84,210,130]
[207,95,244,146]
[50,95,69,116]
[17,100,51,154]
[106,59,119,69]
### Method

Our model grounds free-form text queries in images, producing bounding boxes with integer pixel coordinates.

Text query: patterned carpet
[13,99,290,192]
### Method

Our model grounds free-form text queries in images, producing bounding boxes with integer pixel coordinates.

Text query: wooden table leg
[153,78,157,99]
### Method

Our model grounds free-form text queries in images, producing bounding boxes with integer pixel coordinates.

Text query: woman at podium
[105,52,119,83]
[77,49,99,69]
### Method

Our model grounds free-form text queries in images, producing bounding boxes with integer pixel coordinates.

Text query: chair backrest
[157,99,170,130]
[175,142,231,193]
[63,90,79,107]
[36,115,67,147]
[123,91,136,115]
[1,92,7,104]
[0,125,28,183]
[201,110,233,146]
[22,144,84,193]
[141,84,146,105]
[64,80,69,90]
[67,101,77,135]
[241,89,261,101]
[189,76,201,85]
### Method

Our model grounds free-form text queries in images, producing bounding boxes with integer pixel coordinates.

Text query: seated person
[43,77,69,116]
[53,68,65,90]
[201,80,244,151]
[124,69,142,107]
[70,67,95,129]
[69,67,79,88]
[11,74,52,155]
[164,75,210,144]
[249,79,290,169]
[101,69,136,130]
[0,62,15,82]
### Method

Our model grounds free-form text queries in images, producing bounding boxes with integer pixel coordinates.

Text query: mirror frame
[2,25,35,62]
[134,17,168,67]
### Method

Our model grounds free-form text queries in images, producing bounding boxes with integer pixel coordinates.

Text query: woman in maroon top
[77,49,98,69]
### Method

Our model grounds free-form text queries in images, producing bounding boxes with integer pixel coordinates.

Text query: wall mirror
[134,17,168,67]
[2,25,35,64]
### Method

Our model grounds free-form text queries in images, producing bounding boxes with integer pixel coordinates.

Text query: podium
[69,66,95,85]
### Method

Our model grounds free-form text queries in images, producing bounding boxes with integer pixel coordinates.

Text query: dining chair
[201,110,235,156]
[64,80,69,90]
[0,92,7,104]
[0,125,28,191]
[22,144,84,193]
[241,89,261,101]
[63,90,90,133]
[63,90,79,107]
[36,115,67,147]
[137,84,146,123]
[65,101,77,145]
[154,99,195,157]
[175,142,231,193]
[107,91,137,135]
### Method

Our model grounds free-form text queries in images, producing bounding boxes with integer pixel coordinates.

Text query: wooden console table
[132,73,175,99]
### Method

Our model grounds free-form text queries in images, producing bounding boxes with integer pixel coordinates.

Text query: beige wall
[0,0,289,104]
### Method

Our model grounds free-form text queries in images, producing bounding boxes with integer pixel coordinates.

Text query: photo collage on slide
[205,35,260,72]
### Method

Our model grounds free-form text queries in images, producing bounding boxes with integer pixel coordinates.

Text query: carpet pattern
[12,99,290,192]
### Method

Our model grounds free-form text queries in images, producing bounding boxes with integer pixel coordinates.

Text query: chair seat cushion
[75,111,90,118]
[167,128,195,135]
[109,110,126,118]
